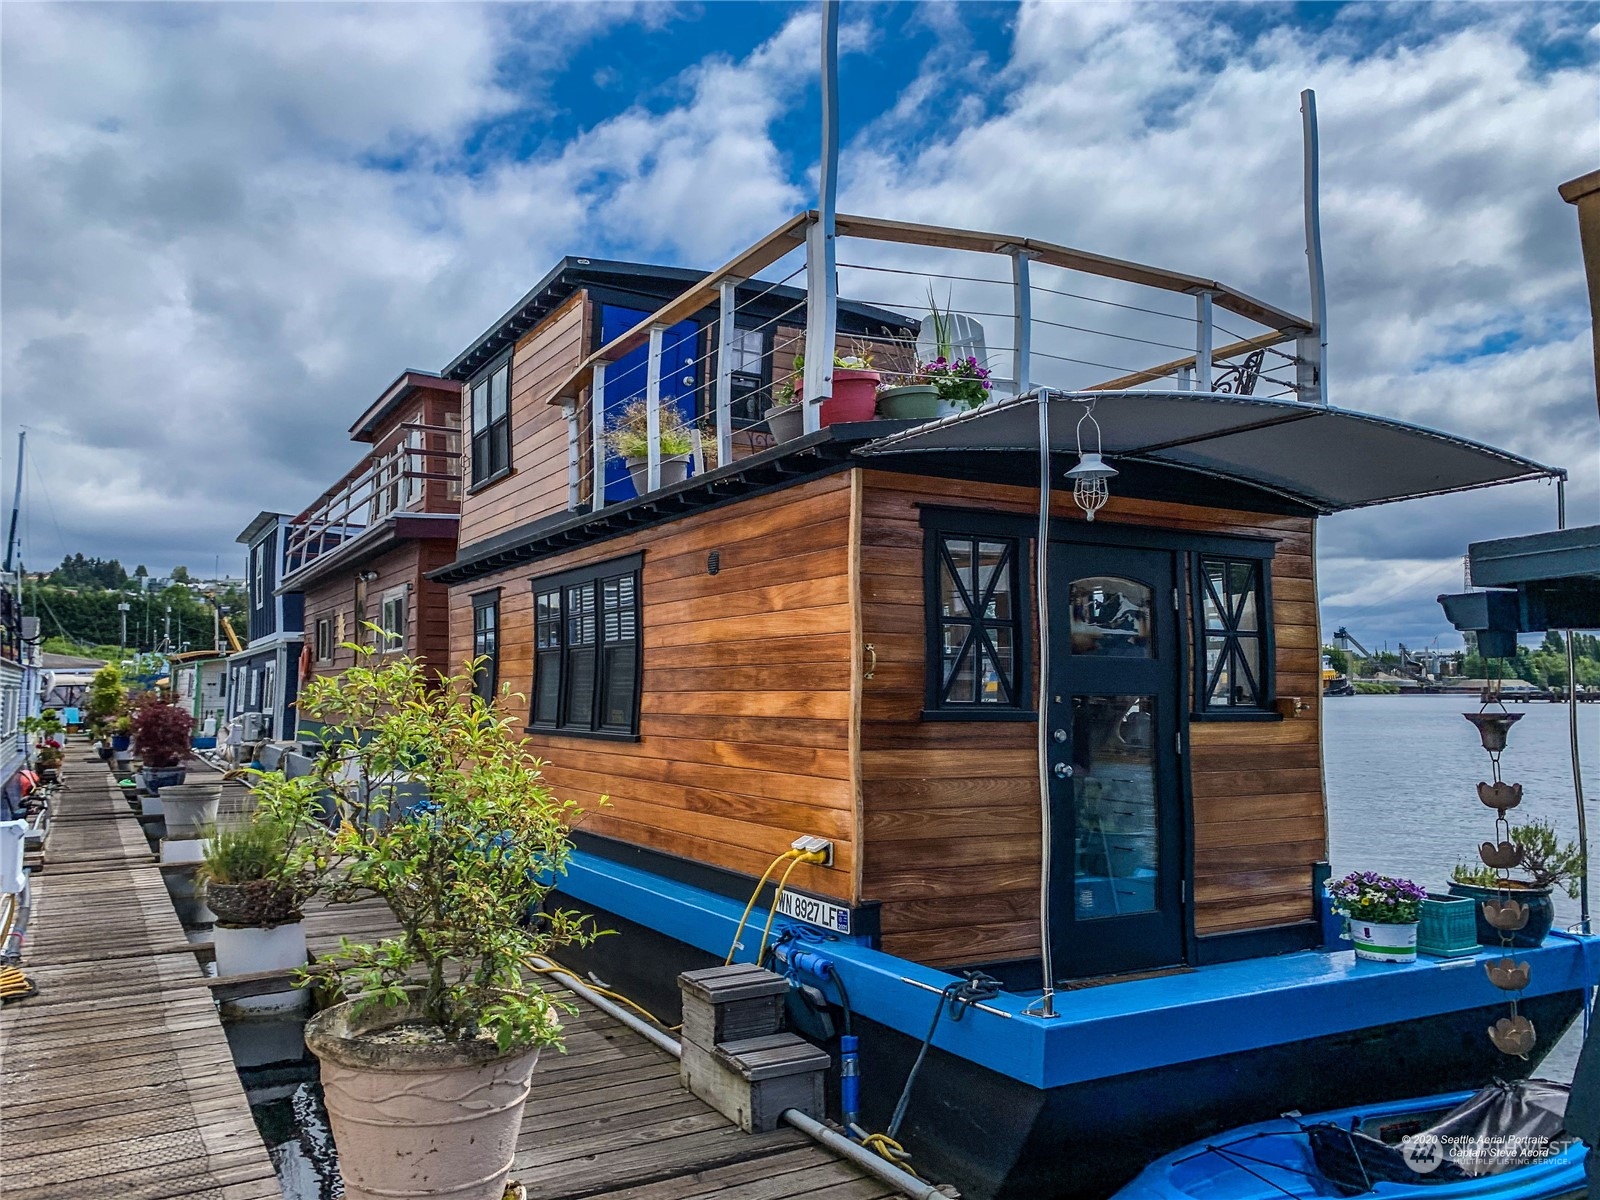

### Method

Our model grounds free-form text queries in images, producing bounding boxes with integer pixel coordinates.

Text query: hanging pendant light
[1066,402,1116,521]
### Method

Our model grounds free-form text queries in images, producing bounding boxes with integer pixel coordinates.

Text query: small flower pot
[1347,918,1419,963]
[820,369,880,425]
[110,734,131,752]
[624,454,690,496]
[764,404,803,442]
[876,384,944,420]
[1447,881,1555,948]
[305,994,542,1200]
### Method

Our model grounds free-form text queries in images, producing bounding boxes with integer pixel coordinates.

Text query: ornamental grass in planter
[293,648,600,1200]
[603,397,702,495]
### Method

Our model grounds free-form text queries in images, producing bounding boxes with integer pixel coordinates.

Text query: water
[1325,694,1600,1080]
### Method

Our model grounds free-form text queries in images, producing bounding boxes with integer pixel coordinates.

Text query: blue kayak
[1114,1081,1587,1199]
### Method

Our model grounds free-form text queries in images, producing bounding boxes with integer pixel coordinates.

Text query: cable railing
[546,212,1316,513]
[284,428,461,576]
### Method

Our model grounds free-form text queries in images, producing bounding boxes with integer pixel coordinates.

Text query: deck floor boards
[2,761,900,1200]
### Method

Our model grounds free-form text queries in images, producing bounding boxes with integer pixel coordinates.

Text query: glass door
[1047,542,1185,979]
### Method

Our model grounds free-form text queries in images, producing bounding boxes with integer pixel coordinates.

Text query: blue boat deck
[559,849,1600,1090]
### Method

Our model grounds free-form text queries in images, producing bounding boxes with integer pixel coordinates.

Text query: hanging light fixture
[1066,401,1116,521]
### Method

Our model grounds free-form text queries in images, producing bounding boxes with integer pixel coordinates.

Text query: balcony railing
[544,212,1316,513]
[283,425,460,578]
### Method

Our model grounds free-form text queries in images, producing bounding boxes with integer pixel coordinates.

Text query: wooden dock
[1,764,907,1200]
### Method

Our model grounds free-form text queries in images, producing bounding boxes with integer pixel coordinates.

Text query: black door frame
[1046,525,1195,979]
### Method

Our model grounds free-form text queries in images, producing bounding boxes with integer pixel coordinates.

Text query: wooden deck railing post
[591,363,608,510]
[1194,290,1215,391]
[646,325,665,492]
[715,278,740,468]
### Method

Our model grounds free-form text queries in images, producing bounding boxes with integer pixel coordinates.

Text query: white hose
[529,957,953,1199]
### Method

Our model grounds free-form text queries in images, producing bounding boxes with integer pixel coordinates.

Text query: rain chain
[1465,693,1535,1058]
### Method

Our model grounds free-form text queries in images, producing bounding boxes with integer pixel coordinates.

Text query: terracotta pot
[305,995,542,1200]
[820,368,880,425]
[764,404,803,442]
[624,454,690,496]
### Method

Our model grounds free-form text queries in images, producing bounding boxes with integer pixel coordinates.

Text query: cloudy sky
[2,1,1596,646]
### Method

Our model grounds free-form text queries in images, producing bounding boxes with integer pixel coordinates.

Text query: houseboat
[277,370,464,703]
[312,211,1591,1199]
[225,512,304,745]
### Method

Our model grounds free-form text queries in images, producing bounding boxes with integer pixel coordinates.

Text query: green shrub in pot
[293,646,602,1200]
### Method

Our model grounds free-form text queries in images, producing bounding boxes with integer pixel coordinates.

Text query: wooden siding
[457,292,589,548]
[448,475,859,904]
[302,539,454,681]
[855,470,1324,968]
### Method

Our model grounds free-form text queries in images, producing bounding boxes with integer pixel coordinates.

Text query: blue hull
[1114,1091,1588,1199]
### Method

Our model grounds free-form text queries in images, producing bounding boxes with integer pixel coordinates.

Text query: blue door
[599,305,700,502]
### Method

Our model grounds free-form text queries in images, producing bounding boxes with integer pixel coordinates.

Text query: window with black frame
[469,358,511,486]
[923,519,1031,717]
[1195,555,1271,713]
[471,591,499,702]
[529,555,641,737]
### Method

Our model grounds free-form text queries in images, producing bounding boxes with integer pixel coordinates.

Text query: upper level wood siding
[447,474,860,905]
[855,470,1323,967]
[457,293,589,548]
[302,538,455,682]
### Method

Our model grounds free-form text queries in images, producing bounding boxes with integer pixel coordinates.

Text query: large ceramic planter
[876,383,944,420]
[764,404,803,442]
[160,788,219,838]
[140,766,188,794]
[207,879,302,927]
[624,454,690,496]
[1447,881,1555,948]
[214,920,309,1017]
[820,369,880,425]
[1347,918,1419,963]
[305,995,542,1200]
[110,734,131,752]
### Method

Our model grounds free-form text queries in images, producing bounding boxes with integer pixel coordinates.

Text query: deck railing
[544,212,1318,514]
[283,426,460,577]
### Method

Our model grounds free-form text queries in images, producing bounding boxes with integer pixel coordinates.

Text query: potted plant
[1328,871,1427,963]
[765,377,803,442]
[876,374,944,420]
[200,803,319,1015]
[1450,819,1581,948]
[130,695,195,793]
[295,650,599,1200]
[921,354,992,411]
[604,397,700,496]
[820,350,880,424]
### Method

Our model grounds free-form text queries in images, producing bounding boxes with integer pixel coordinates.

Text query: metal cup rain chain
[1066,399,1116,521]
[1467,682,1535,1058]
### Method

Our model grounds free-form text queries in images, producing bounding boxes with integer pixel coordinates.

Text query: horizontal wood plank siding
[856,469,1324,968]
[457,293,589,548]
[448,475,858,902]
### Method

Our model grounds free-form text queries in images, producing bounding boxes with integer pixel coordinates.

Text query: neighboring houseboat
[417,214,1596,1200]
[226,512,303,743]
[166,648,229,743]
[0,585,40,817]
[277,370,463,721]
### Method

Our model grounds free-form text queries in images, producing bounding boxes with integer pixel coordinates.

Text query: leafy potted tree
[1450,819,1581,948]
[295,651,598,1200]
[604,397,700,496]
[1328,871,1428,962]
[88,664,127,752]
[201,798,320,1015]
[130,695,195,795]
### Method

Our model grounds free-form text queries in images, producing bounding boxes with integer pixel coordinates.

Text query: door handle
[1053,762,1073,779]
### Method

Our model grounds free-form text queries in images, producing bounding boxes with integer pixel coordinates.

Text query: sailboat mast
[4,430,25,579]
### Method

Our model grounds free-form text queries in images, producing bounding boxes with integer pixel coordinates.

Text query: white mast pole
[4,431,25,580]
[802,0,840,433]
[1301,88,1329,405]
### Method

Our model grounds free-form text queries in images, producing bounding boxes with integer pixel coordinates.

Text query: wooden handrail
[542,210,1312,407]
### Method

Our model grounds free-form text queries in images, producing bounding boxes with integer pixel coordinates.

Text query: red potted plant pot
[820,369,880,425]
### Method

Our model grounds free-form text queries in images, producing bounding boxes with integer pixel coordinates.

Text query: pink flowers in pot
[920,355,992,410]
